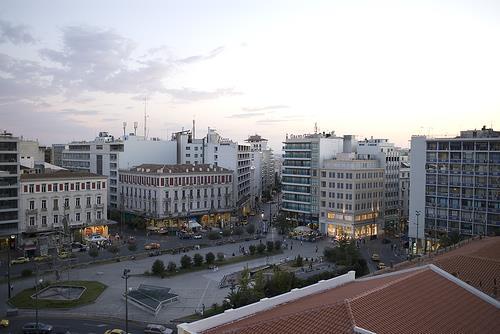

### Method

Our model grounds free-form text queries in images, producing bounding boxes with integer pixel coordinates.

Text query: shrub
[207,231,220,240]
[249,244,256,255]
[127,243,137,252]
[152,259,165,276]
[21,269,32,277]
[216,252,225,262]
[144,270,150,276]
[205,252,215,265]
[167,261,177,272]
[181,255,192,269]
[294,254,303,267]
[274,240,282,251]
[233,226,244,236]
[107,244,120,255]
[266,241,274,253]
[246,224,255,235]
[89,247,99,258]
[193,253,204,267]
[222,228,232,237]
[256,243,266,254]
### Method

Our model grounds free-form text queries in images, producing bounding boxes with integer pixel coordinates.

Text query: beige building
[20,171,108,255]
[319,153,384,238]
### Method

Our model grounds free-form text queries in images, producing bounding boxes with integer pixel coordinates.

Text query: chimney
[192,119,196,139]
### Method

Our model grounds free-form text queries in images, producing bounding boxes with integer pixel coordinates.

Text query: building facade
[409,127,500,252]
[19,171,108,255]
[246,135,275,192]
[0,131,20,239]
[319,153,384,238]
[281,132,344,225]
[119,164,234,229]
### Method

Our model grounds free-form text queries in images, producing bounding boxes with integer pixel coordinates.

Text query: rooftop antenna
[122,122,127,138]
[192,117,196,139]
[314,122,318,134]
[133,121,138,135]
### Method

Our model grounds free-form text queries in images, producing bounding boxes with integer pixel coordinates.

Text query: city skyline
[1,0,500,151]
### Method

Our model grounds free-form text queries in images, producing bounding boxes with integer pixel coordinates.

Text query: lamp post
[415,210,421,255]
[7,235,15,298]
[122,268,131,334]
[261,213,264,233]
[35,266,43,331]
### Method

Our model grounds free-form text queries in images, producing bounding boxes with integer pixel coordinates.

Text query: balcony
[86,204,92,209]
[94,203,104,209]
[25,208,37,215]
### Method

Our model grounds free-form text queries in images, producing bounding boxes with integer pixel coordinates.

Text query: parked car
[371,253,380,262]
[144,242,160,250]
[178,232,192,240]
[193,234,202,239]
[86,234,108,243]
[22,322,53,334]
[11,256,29,265]
[377,262,387,270]
[104,329,126,334]
[58,251,73,259]
[144,324,173,334]
[34,255,52,262]
[0,319,9,327]
[71,242,88,252]
[148,250,161,257]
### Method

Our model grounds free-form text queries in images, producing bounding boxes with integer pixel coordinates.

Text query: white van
[144,324,172,334]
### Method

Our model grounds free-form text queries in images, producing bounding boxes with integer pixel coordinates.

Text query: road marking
[196,279,211,312]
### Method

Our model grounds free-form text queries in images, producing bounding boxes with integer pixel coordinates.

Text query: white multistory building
[0,131,20,238]
[119,164,234,228]
[357,138,401,232]
[281,132,344,225]
[19,171,108,255]
[409,127,500,252]
[319,153,384,238]
[246,134,275,194]
[399,149,410,225]
[62,132,177,208]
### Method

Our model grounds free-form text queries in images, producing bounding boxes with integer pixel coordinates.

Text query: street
[358,237,406,272]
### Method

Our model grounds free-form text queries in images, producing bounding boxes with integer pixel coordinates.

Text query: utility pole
[122,269,131,334]
[415,210,421,255]
[7,235,15,298]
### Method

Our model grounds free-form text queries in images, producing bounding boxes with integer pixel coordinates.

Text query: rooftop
[123,164,232,174]
[20,170,105,181]
[245,134,267,142]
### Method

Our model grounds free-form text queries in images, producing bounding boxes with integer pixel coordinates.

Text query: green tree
[249,244,256,255]
[167,261,177,272]
[266,241,274,253]
[233,226,244,236]
[246,224,255,235]
[193,253,204,267]
[181,255,192,269]
[294,254,303,267]
[274,213,293,235]
[222,228,232,237]
[107,243,120,255]
[127,243,137,252]
[256,243,266,254]
[205,252,215,265]
[207,231,220,240]
[253,271,266,300]
[274,240,282,251]
[152,259,165,276]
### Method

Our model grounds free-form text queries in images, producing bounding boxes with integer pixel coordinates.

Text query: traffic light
[8,235,15,250]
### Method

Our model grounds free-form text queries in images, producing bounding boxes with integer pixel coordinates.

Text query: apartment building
[409,127,500,251]
[319,153,384,238]
[357,138,401,232]
[246,134,275,192]
[281,132,344,225]
[0,131,20,239]
[62,132,176,208]
[399,150,410,224]
[119,164,234,228]
[19,171,108,255]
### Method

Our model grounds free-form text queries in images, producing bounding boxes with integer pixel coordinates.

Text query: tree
[152,259,165,276]
[107,243,120,255]
[167,261,177,272]
[249,244,256,255]
[246,224,255,235]
[274,213,293,235]
[266,241,274,253]
[205,252,215,265]
[253,271,266,300]
[222,228,232,237]
[127,243,137,252]
[193,253,204,267]
[294,254,303,267]
[207,231,220,240]
[274,240,282,251]
[234,226,244,236]
[257,243,266,254]
[89,246,99,259]
[181,255,192,269]
[217,252,225,262]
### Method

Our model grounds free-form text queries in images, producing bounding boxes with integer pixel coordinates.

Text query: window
[76,198,80,207]
[41,184,46,192]
[86,212,91,221]
[97,196,101,204]
[86,197,91,206]
[75,213,80,221]
[41,200,46,209]
[97,211,102,220]
[64,183,69,191]
[53,199,58,210]
[41,216,47,226]
[53,183,58,192]
[75,183,80,191]
[29,184,34,193]
[64,198,69,208]
[53,215,58,224]
[29,200,35,210]
[29,216,35,226]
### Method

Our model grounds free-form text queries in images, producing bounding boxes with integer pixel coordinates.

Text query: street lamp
[415,210,421,255]
[122,268,131,334]
[35,272,43,331]
[7,235,15,298]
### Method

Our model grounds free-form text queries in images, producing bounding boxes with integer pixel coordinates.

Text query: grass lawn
[9,280,107,309]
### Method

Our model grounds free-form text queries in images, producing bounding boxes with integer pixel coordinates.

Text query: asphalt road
[359,237,407,273]
[0,315,153,334]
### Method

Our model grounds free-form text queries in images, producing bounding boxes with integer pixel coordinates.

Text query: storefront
[147,211,233,231]
[326,222,379,239]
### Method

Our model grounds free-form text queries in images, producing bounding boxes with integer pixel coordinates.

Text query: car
[104,329,126,334]
[58,251,74,259]
[193,234,202,239]
[144,242,160,250]
[148,250,161,257]
[144,324,173,334]
[11,256,29,265]
[382,238,392,244]
[215,240,224,246]
[86,234,108,243]
[0,319,9,327]
[178,232,192,240]
[71,242,88,252]
[22,322,53,334]
[377,262,387,270]
[34,255,52,262]
[371,253,380,261]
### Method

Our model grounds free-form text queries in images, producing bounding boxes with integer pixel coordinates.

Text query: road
[359,237,406,273]
[0,315,151,334]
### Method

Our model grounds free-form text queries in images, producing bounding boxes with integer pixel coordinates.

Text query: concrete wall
[409,136,426,245]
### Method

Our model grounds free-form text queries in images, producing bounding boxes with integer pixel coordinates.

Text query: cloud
[165,87,242,102]
[177,46,225,64]
[241,105,290,112]
[102,117,120,122]
[60,108,102,115]
[0,19,36,44]
[256,118,298,124]
[227,112,267,119]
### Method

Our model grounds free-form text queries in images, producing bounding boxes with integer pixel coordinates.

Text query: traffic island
[8,280,107,309]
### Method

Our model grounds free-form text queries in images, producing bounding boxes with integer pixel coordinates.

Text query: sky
[1,0,499,151]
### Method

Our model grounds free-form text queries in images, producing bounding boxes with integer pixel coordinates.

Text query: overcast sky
[1,0,499,151]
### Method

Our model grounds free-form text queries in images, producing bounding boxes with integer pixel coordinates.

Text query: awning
[188,221,202,229]
[294,226,313,233]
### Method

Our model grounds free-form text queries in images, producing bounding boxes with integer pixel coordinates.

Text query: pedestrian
[290,244,293,251]
[301,240,303,246]
[315,245,318,253]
